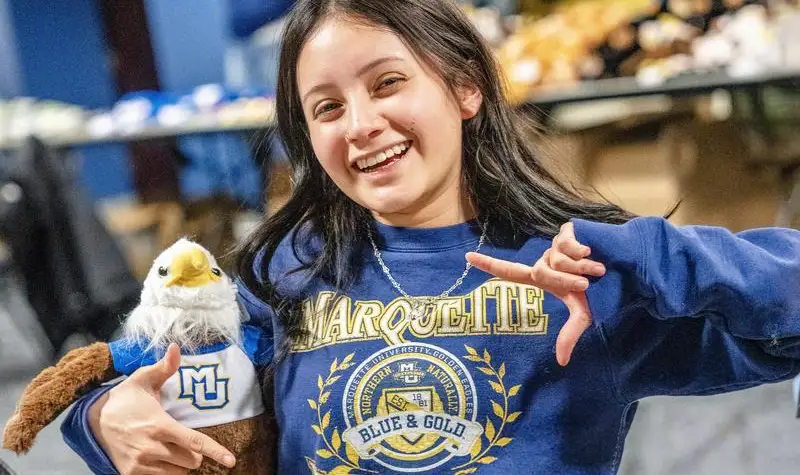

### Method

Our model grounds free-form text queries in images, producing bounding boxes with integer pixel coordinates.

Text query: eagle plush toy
[3,238,274,474]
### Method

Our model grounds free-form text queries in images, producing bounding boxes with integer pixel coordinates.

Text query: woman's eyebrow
[301,55,404,104]
[355,55,403,76]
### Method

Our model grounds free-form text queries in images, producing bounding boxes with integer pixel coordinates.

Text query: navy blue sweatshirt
[61,217,800,474]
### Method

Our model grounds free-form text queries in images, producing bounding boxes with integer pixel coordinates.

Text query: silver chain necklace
[366,222,487,322]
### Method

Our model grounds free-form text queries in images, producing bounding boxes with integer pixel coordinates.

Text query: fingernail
[593,264,605,274]
[583,246,591,256]
[576,279,589,290]
[223,455,235,467]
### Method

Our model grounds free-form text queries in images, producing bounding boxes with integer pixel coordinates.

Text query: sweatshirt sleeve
[241,323,274,366]
[572,216,800,402]
[60,385,119,475]
[236,276,276,332]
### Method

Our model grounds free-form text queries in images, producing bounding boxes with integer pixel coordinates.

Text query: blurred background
[1,0,800,473]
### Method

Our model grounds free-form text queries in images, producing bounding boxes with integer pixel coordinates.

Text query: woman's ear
[456,84,483,120]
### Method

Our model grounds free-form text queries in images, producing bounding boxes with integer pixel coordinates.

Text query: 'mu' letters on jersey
[178,364,230,410]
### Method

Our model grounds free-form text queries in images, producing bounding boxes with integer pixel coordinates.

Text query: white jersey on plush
[108,324,272,429]
[160,343,264,429]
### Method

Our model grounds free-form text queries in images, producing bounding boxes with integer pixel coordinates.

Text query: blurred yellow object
[499,0,658,103]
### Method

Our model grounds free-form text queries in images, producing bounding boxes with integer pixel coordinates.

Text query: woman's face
[296,18,482,225]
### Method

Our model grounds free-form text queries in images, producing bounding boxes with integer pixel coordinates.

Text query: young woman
[61,1,800,474]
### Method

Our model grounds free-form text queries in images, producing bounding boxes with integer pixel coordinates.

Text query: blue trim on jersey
[108,339,157,376]
[109,325,271,377]
[109,338,233,376]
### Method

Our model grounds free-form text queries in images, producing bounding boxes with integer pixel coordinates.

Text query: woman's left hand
[466,222,606,366]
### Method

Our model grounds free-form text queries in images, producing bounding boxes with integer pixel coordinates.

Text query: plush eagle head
[123,238,241,350]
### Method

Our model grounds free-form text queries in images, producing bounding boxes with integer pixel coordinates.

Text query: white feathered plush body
[125,238,242,351]
[4,238,275,475]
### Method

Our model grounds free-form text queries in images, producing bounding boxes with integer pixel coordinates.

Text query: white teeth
[356,141,411,170]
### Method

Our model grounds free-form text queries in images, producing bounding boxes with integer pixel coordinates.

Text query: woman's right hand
[467,222,605,367]
[88,344,236,475]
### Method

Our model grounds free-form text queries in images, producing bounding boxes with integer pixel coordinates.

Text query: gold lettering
[469,284,490,333]
[436,298,467,335]
[446,385,458,411]
[296,291,335,350]
[489,281,519,334]
[292,278,552,353]
[364,368,392,396]
[390,395,409,411]
[518,287,548,334]
[322,295,351,344]
[361,397,372,417]
[351,300,383,339]
[378,298,411,345]
[366,376,380,392]
[409,303,437,338]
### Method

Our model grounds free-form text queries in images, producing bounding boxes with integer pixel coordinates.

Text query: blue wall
[0,0,22,98]
[143,0,265,210]
[5,0,132,199]
[8,0,116,107]
[144,0,228,92]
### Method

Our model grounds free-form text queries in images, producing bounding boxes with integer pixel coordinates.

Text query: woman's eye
[375,76,405,95]
[379,77,401,88]
[314,102,341,118]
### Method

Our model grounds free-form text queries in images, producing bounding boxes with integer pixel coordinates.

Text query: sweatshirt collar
[372,219,483,252]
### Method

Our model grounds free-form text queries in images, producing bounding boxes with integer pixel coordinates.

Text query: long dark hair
[236,0,634,342]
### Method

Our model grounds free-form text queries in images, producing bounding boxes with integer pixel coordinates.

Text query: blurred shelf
[0,117,274,152]
[526,67,800,108]
[5,68,799,151]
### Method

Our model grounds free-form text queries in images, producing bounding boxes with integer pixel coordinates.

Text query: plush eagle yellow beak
[165,247,221,287]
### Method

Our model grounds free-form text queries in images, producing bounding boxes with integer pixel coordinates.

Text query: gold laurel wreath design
[307,352,378,474]
[452,345,522,474]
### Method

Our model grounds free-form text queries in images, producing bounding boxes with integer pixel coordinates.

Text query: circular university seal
[342,342,482,472]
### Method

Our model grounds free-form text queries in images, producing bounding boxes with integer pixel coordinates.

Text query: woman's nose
[345,100,386,144]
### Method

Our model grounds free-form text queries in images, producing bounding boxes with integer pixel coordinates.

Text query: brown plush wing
[2,342,119,454]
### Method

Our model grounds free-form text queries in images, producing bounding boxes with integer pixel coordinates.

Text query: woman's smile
[352,140,412,172]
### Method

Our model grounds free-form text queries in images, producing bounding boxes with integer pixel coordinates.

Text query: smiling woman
[56,1,800,475]
[296,19,482,227]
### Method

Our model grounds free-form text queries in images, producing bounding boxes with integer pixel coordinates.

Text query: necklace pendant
[408,301,427,322]
[409,308,421,322]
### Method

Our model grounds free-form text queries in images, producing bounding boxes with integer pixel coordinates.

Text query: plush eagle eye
[158,266,168,277]
[211,268,222,276]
